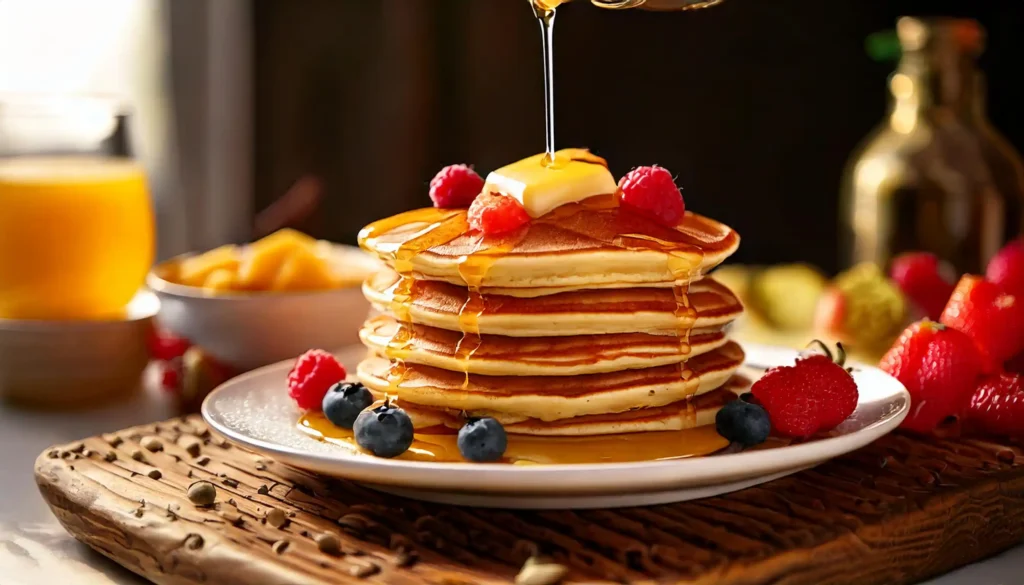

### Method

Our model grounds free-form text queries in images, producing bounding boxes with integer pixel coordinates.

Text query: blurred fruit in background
[841,17,1024,274]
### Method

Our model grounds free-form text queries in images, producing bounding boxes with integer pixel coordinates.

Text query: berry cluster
[881,240,1024,436]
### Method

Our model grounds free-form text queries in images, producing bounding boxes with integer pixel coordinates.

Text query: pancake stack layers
[357,149,744,458]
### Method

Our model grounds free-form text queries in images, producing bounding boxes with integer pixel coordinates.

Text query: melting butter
[482,148,618,218]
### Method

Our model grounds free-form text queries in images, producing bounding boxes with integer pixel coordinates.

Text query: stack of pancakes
[356,189,745,440]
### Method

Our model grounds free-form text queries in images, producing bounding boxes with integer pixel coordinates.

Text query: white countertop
[1,376,1020,585]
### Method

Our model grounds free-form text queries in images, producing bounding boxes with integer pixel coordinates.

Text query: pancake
[379,385,739,436]
[356,341,744,421]
[360,315,729,376]
[358,195,740,290]
[364,270,743,337]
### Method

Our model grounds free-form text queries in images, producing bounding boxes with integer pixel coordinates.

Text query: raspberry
[964,373,1024,438]
[467,192,531,235]
[986,239,1024,297]
[879,320,982,433]
[287,349,347,410]
[750,346,859,438]
[889,252,956,320]
[147,327,191,361]
[429,164,484,208]
[939,275,1024,373]
[617,165,685,227]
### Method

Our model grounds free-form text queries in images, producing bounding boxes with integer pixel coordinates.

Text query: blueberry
[715,400,771,447]
[457,417,508,462]
[353,403,414,458]
[322,382,374,429]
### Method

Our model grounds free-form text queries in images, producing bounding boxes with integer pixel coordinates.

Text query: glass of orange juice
[0,96,154,320]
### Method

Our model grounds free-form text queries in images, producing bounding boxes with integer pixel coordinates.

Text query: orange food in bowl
[168,229,357,293]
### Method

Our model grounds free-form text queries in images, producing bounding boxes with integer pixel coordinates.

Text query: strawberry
[468,192,531,235]
[939,275,1024,373]
[986,239,1024,297]
[879,320,982,433]
[889,252,955,320]
[751,342,859,437]
[964,373,1024,438]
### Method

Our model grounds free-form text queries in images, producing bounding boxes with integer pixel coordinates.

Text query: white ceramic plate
[202,343,909,509]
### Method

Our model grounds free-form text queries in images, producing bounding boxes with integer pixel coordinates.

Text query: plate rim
[201,342,910,482]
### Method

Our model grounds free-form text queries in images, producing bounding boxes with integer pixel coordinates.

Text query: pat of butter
[482,148,618,218]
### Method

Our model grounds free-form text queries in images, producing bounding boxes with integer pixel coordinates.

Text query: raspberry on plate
[986,239,1024,297]
[287,349,347,410]
[750,342,859,438]
[617,165,685,227]
[964,373,1024,438]
[879,320,982,433]
[939,275,1024,373]
[889,252,956,320]
[429,164,484,208]
[468,192,531,235]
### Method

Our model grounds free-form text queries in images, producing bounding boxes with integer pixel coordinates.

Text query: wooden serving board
[34,415,1024,585]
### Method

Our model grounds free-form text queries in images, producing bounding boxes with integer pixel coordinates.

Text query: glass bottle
[839,17,1024,273]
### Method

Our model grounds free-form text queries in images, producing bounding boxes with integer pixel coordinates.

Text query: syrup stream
[534,3,558,165]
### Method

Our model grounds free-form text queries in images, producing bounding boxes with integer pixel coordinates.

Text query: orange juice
[0,156,154,319]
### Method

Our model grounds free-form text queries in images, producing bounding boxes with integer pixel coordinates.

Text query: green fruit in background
[748,264,827,331]
[179,347,234,414]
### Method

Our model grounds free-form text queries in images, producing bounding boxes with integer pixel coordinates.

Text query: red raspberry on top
[617,165,685,227]
[889,252,955,320]
[964,373,1024,438]
[429,164,484,208]
[467,191,531,235]
[939,275,1024,373]
[751,342,859,437]
[287,349,347,410]
[879,320,982,433]
[986,239,1024,297]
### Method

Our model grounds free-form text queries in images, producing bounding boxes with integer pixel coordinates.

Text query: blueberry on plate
[715,400,771,447]
[353,402,414,458]
[322,382,373,429]
[457,417,508,462]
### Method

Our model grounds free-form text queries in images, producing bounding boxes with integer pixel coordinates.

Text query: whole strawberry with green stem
[880,320,982,433]
[751,341,859,438]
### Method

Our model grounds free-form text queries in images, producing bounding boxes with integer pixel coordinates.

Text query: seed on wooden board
[82,449,93,457]
[196,455,211,466]
[257,485,270,495]
[515,557,568,585]
[104,451,117,462]
[316,532,342,555]
[69,443,85,453]
[103,434,123,447]
[142,436,163,452]
[187,481,217,506]
[184,534,204,550]
[46,450,59,459]
[272,540,290,554]
[179,437,202,458]
[349,563,380,578]
[266,508,288,529]
[130,450,145,461]
[147,469,163,480]
[222,478,239,488]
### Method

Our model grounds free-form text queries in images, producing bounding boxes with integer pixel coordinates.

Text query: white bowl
[0,291,158,409]
[147,244,379,370]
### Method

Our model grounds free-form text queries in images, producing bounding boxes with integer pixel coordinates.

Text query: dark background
[252,0,1024,274]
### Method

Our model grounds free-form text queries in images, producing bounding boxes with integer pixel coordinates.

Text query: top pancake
[358,195,740,290]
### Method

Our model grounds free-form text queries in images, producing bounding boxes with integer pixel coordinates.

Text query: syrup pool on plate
[299,411,729,464]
